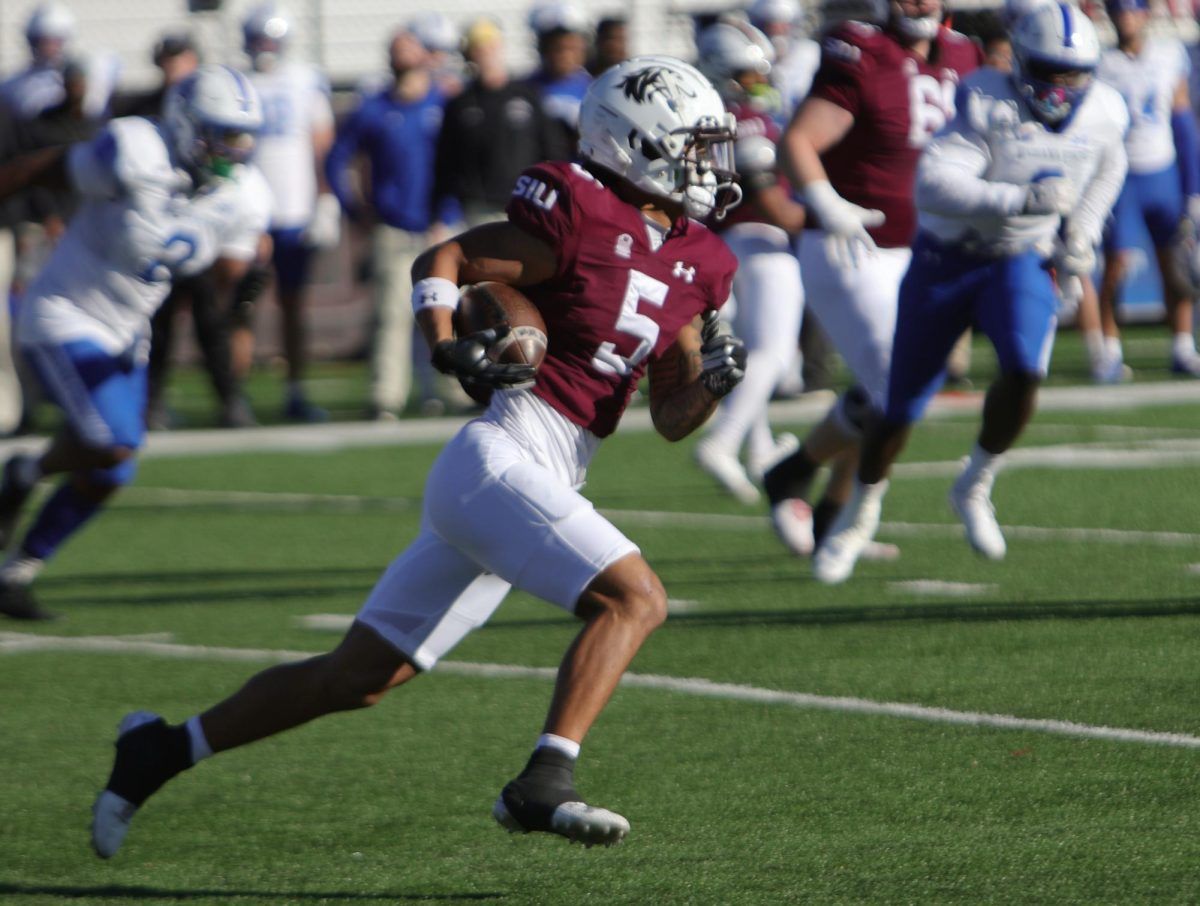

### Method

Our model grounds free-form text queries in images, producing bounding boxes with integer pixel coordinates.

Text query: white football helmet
[25,2,75,63]
[579,55,740,220]
[528,1,590,36]
[243,3,291,71]
[164,65,263,180]
[696,19,775,90]
[1010,1,1099,125]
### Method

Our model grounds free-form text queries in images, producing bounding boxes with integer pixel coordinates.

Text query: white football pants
[704,223,804,462]
[798,231,911,408]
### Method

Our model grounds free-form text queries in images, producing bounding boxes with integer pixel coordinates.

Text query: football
[452,282,548,404]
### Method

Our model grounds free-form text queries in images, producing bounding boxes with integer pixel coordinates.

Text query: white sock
[1104,335,1123,362]
[1173,333,1196,360]
[0,552,43,586]
[185,715,213,763]
[536,733,580,760]
[1083,330,1105,367]
[960,443,1000,487]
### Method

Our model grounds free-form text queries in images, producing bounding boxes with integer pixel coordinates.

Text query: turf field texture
[3,330,1200,904]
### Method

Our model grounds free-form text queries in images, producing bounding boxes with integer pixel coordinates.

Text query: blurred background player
[1096,0,1200,381]
[436,18,559,228]
[326,27,462,420]
[91,55,745,858]
[764,0,981,559]
[814,1,1127,582]
[0,65,271,621]
[693,17,807,504]
[526,1,592,159]
[240,2,340,423]
[1,2,119,124]
[114,33,256,430]
[748,0,821,118]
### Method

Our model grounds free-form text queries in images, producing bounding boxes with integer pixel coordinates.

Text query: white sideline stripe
[889,580,997,597]
[0,381,1195,462]
[1,631,1197,750]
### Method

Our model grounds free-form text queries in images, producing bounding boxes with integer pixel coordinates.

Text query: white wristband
[412,277,460,314]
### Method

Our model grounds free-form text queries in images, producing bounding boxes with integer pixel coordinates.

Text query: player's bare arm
[648,317,713,442]
[781,96,853,189]
[649,312,747,442]
[750,183,807,234]
[412,221,558,350]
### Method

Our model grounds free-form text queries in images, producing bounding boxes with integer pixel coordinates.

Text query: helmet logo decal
[620,67,697,110]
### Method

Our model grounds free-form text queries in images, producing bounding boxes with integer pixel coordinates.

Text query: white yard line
[0,381,1197,462]
[889,580,998,597]
[1,630,1196,750]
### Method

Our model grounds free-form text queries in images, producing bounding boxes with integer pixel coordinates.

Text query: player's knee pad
[832,385,878,438]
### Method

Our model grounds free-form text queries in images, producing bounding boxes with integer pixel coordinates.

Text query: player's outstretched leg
[948,447,1006,560]
[493,553,664,847]
[0,453,38,550]
[812,479,888,585]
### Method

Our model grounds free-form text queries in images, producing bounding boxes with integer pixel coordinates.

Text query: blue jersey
[325,86,461,232]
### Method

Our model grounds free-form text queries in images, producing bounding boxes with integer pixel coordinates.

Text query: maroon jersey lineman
[810,22,982,248]
[506,160,738,438]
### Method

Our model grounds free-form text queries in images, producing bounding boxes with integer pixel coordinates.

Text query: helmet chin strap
[893,14,941,41]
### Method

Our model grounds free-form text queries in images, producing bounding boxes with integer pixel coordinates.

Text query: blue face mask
[1015,56,1094,127]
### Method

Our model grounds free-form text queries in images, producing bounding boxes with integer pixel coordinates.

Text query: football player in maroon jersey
[762,0,981,563]
[91,56,746,858]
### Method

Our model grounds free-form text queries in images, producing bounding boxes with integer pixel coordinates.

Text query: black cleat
[91,712,193,858]
[0,455,35,550]
[492,748,629,847]
[0,580,56,621]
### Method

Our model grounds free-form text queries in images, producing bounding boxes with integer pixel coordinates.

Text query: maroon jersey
[505,161,737,438]
[809,22,981,248]
[720,103,791,231]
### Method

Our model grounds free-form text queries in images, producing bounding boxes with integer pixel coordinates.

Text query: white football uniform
[1098,37,1188,175]
[917,68,1129,254]
[17,116,272,355]
[247,61,334,229]
[357,389,637,670]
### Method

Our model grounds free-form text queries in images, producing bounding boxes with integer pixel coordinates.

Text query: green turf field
[2,328,1200,904]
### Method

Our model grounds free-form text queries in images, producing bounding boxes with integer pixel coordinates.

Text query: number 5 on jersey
[591,269,670,376]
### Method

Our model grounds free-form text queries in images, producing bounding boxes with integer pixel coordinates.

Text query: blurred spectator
[240,2,340,423]
[436,18,560,226]
[111,32,199,119]
[953,9,1012,72]
[410,11,465,98]
[526,1,592,157]
[326,28,462,420]
[588,16,629,76]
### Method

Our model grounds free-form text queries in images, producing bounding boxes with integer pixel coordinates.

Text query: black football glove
[699,310,747,398]
[432,326,536,389]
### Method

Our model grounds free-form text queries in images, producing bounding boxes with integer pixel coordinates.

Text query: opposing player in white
[0,66,271,620]
[1096,0,1200,380]
[240,2,339,421]
[813,3,1128,583]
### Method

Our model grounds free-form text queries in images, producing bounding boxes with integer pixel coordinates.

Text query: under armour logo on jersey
[512,175,558,211]
[673,261,696,284]
[614,233,633,259]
